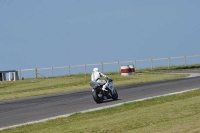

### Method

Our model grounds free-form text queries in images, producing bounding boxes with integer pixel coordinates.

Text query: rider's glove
[106,77,112,82]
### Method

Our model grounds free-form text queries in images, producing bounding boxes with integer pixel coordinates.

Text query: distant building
[0,70,19,81]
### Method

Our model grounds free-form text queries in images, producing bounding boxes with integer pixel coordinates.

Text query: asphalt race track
[0,76,200,129]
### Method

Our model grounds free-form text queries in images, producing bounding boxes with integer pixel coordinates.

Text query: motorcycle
[89,78,118,103]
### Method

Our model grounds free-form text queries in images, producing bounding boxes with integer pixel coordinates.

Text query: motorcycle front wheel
[112,89,118,100]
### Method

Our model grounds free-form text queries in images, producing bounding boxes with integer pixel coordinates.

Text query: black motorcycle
[89,78,118,103]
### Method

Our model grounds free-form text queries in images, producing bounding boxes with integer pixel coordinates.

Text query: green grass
[136,63,200,73]
[0,73,187,101]
[1,64,200,101]
[1,88,200,133]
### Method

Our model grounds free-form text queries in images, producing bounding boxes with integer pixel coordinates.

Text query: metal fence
[18,54,200,79]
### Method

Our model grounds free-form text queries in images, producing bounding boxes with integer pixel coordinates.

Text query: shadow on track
[96,99,122,104]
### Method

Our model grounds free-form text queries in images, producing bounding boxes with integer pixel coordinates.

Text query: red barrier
[121,65,135,76]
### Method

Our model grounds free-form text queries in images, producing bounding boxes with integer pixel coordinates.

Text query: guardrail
[18,54,200,79]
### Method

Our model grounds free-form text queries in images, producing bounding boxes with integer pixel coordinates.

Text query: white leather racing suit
[91,68,108,91]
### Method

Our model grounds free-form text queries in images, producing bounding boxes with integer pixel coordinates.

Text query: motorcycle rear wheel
[92,88,103,103]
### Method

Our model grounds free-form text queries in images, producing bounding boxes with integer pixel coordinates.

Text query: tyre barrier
[128,65,135,75]
[121,65,130,76]
[121,65,135,76]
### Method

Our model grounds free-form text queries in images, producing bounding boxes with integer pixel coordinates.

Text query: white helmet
[93,68,99,72]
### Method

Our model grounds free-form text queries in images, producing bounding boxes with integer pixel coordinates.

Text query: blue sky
[0,0,200,71]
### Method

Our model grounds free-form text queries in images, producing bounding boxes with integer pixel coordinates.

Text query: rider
[91,68,109,91]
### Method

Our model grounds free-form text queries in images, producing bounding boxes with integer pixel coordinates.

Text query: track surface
[1,76,200,129]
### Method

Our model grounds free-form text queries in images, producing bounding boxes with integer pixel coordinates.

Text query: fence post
[150,59,153,70]
[51,67,54,78]
[102,63,104,72]
[168,57,170,69]
[84,64,87,75]
[68,66,70,76]
[184,56,187,67]
[134,60,137,70]
[35,68,38,79]
[118,62,120,73]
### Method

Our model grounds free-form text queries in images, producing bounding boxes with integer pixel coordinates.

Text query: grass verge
[0,73,188,101]
[1,88,200,133]
[136,63,200,73]
[2,64,200,101]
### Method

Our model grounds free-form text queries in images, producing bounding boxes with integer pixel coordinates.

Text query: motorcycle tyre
[112,89,118,100]
[92,88,103,103]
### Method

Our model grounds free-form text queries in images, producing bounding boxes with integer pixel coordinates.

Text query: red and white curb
[0,88,199,131]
